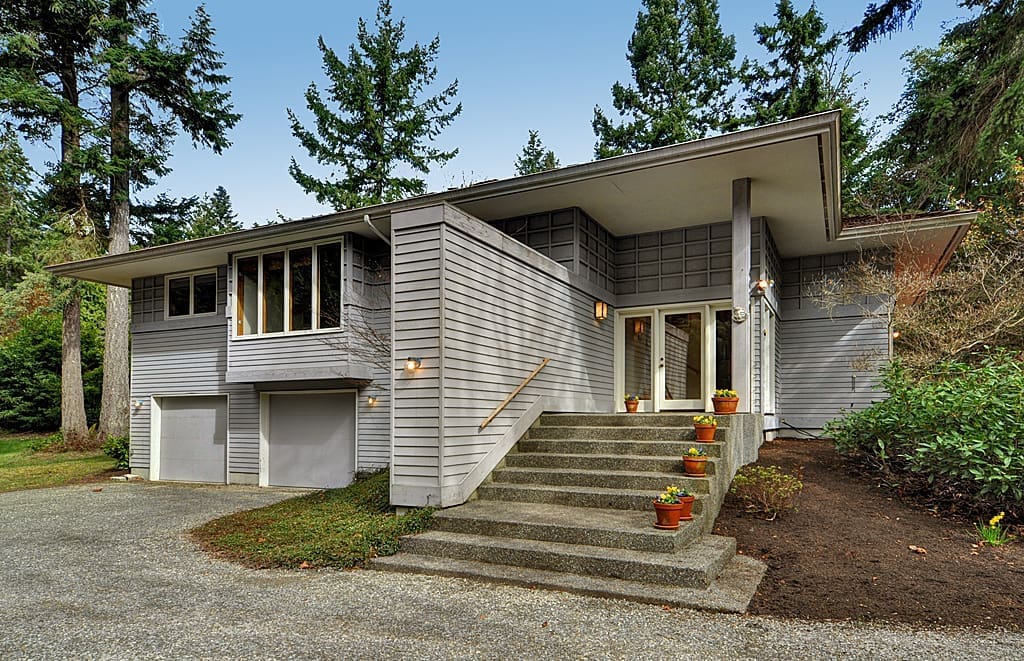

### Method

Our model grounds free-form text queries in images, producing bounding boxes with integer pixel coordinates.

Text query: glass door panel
[715,309,732,391]
[622,314,653,411]
[659,311,704,410]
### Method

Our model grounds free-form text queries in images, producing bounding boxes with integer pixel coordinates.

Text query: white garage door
[158,395,227,483]
[267,392,355,488]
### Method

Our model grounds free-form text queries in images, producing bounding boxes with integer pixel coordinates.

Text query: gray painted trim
[225,364,374,384]
[616,286,732,310]
[436,223,448,491]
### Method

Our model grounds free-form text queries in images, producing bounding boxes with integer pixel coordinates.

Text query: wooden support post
[732,178,752,413]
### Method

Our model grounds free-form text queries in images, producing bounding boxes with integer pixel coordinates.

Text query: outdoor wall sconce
[132,399,144,410]
[751,277,773,296]
[405,357,422,371]
[367,396,378,406]
[594,300,609,321]
[632,319,647,337]
[891,330,901,339]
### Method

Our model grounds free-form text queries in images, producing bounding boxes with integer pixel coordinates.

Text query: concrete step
[529,425,724,442]
[504,452,717,475]
[396,531,737,588]
[476,482,707,513]
[369,552,766,614]
[517,438,725,458]
[432,501,700,553]
[491,466,714,491]
[539,413,733,428]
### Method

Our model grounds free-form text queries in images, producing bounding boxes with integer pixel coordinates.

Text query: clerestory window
[166,271,218,319]
[234,241,343,337]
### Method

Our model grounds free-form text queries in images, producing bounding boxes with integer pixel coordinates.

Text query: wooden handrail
[479,358,551,430]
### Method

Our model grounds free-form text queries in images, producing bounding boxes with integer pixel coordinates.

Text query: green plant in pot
[712,388,738,414]
[624,393,640,413]
[653,485,695,529]
[683,446,708,476]
[693,414,717,442]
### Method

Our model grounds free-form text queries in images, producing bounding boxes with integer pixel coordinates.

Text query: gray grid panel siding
[391,225,443,490]
[576,209,616,292]
[489,209,576,271]
[614,222,731,296]
[440,225,614,486]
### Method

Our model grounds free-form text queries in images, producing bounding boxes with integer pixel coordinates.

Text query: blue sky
[58,0,974,224]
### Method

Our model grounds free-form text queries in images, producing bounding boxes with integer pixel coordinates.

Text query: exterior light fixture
[594,300,609,321]
[132,399,144,410]
[632,319,646,337]
[367,396,378,406]
[405,357,422,371]
[751,278,773,296]
[891,330,901,339]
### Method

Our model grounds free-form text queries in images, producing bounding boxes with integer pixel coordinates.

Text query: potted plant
[693,414,717,442]
[653,485,695,529]
[712,388,739,414]
[624,394,640,413]
[683,447,708,476]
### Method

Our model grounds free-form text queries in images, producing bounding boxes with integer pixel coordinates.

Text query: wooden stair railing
[478,358,551,430]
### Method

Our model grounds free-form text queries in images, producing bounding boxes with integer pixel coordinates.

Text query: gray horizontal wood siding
[777,252,890,429]
[390,204,614,507]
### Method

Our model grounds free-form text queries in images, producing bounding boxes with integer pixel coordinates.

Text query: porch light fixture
[594,300,609,321]
[891,330,901,339]
[132,399,144,410]
[632,319,647,337]
[405,357,422,371]
[751,278,773,296]
[367,396,378,406]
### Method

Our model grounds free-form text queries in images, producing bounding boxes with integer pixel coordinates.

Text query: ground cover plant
[824,353,1024,520]
[729,464,803,519]
[0,433,116,492]
[191,470,432,569]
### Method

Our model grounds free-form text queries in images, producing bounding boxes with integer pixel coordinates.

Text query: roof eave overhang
[47,110,843,286]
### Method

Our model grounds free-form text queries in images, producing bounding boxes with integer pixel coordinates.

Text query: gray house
[51,111,973,507]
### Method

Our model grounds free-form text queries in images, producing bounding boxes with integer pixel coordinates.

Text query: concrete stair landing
[369,412,765,613]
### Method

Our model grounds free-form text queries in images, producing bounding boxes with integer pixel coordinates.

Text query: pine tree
[288,0,461,210]
[0,127,36,290]
[592,0,736,158]
[514,130,560,175]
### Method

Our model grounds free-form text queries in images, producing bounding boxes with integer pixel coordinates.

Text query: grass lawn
[0,434,117,493]
[191,470,433,569]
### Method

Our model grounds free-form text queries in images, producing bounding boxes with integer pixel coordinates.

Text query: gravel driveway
[0,482,1021,660]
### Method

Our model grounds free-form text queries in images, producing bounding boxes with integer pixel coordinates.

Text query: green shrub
[0,312,103,431]
[28,431,63,451]
[102,435,130,470]
[730,465,803,518]
[825,353,1024,513]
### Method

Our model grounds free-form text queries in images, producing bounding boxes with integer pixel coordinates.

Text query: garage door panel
[268,393,355,489]
[159,396,227,483]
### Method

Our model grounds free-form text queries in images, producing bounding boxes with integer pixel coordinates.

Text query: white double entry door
[614,302,732,413]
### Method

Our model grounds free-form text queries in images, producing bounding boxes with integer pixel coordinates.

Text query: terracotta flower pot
[712,396,739,414]
[679,495,695,521]
[625,399,639,413]
[653,501,683,529]
[683,455,707,477]
[694,423,717,442]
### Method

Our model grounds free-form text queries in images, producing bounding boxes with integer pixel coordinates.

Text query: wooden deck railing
[478,358,551,430]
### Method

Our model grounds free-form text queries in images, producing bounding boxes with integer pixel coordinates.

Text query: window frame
[232,238,345,340]
[164,269,220,320]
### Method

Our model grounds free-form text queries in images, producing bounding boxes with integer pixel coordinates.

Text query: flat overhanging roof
[48,110,971,287]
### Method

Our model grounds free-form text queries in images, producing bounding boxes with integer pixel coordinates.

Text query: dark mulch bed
[713,437,1024,629]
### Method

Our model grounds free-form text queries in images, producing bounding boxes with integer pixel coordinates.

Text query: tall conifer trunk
[57,48,88,443]
[99,0,131,439]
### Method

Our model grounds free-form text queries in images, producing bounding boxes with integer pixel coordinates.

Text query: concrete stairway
[370,413,766,613]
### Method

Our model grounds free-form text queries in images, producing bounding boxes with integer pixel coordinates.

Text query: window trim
[232,238,345,339]
[164,269,220,320]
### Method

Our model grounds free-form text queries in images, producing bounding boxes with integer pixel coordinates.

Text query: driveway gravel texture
[1,483,1022,660]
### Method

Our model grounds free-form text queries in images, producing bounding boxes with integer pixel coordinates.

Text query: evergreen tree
[288,0,461,210]
[188,186,241,239]
[592,0,736,158]
[857,1,1024,212]
[847,0,921,52]
[514,130,559,175]
[733,0,869,205]
[0,127,36,290]
[1,1,239,439]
